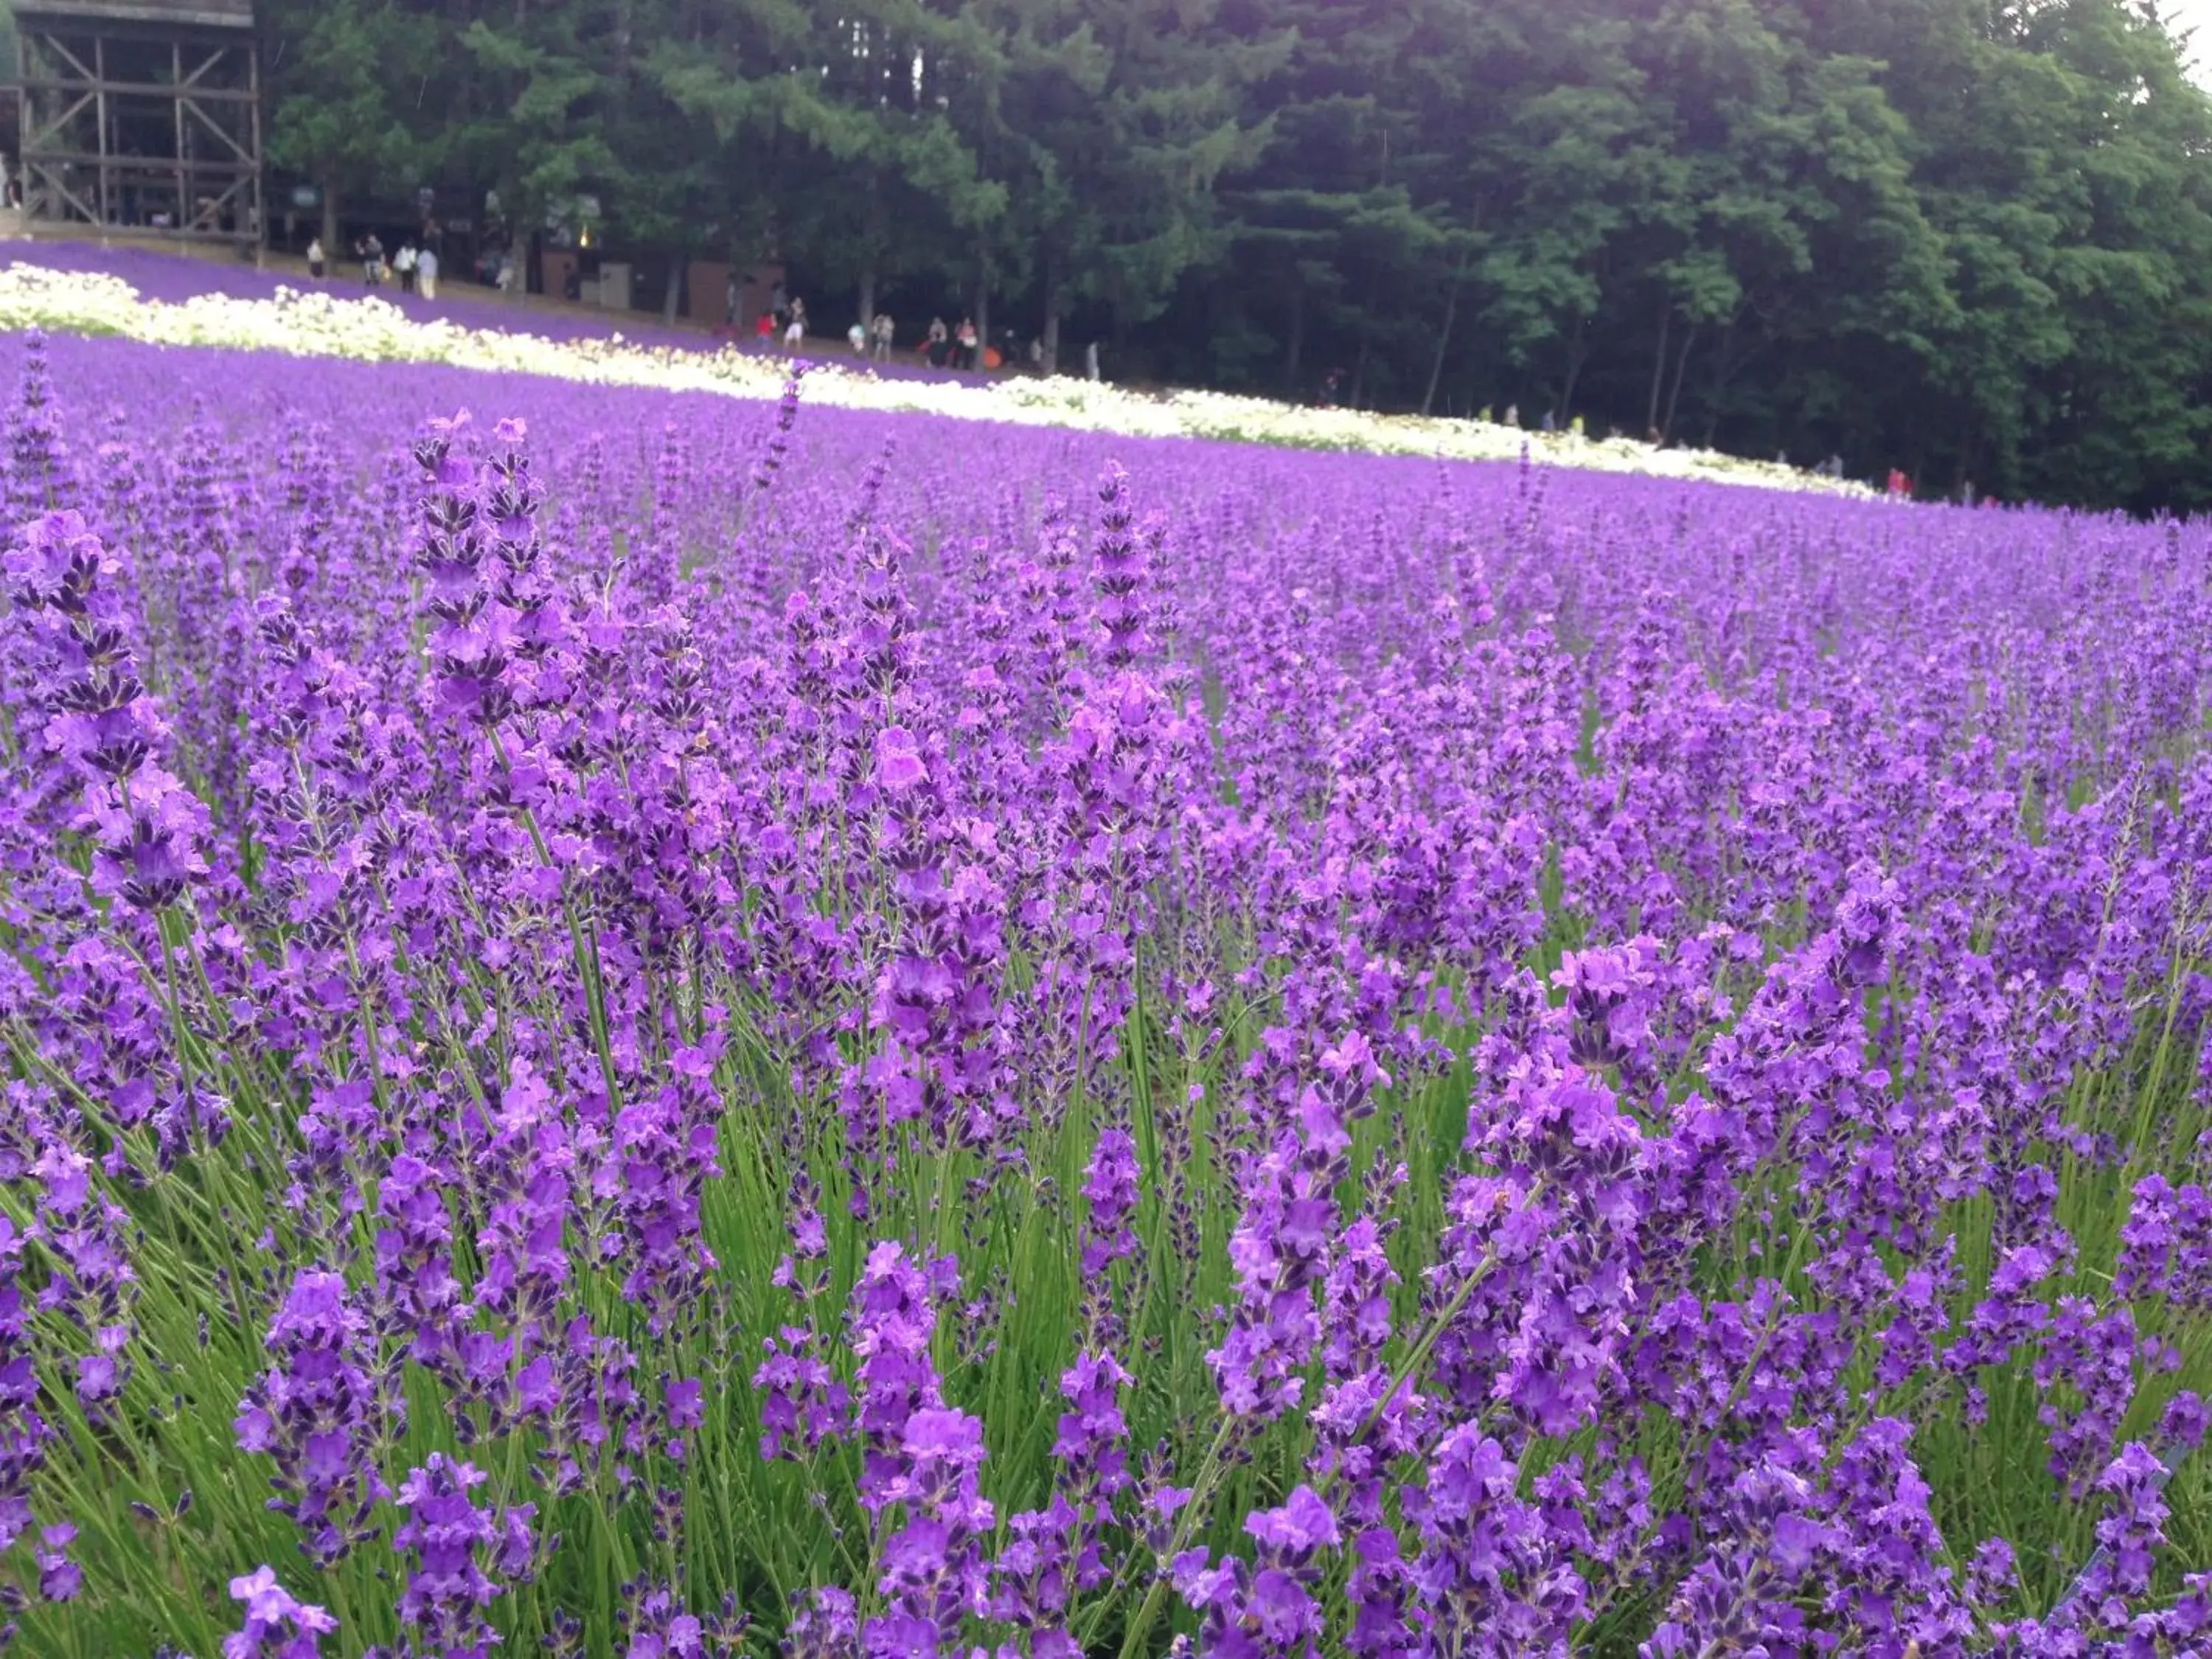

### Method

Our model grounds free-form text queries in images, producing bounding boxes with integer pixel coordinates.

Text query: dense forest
[260,0,2212,510]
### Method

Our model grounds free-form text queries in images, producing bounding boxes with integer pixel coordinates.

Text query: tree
[968,0,1285,372]
[249,0,2212,509]
[261,0,438,250]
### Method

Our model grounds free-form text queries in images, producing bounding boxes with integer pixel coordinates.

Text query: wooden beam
[12,8,257,33]
[24,159,100,225]
[15,80,260,102]
[27,29,100,84]
[181,94,252,162]
[22,90,97,153]
[178,44,230,88]
[20,149,257,172]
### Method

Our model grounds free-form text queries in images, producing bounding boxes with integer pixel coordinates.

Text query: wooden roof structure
[10,1,255,29]
[11,0,262,244]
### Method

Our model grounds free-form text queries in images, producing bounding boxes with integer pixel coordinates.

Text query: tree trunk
[321,181,339,258]
[1421,262,1464,417]
[662,260,682,327]
[858,270,877,330]
[1701,319,1739,448]
[1349,338,1369,409]
[1283,279,1305,397]
[974,270,990,365]
[1042,257,1062,375]
[1644,302,1671,437]
[1661,324,1697,442]
[1557,314,1590,423]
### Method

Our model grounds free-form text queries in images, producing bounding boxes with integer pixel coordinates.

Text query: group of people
[750,286,809,347]
[749,302,980,369]
[733,282,1100,380]
[302,231,440,298]
[919,316,984,369]
[846,312,895,362]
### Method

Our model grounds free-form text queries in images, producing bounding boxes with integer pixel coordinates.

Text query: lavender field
[1,324,2209,1659]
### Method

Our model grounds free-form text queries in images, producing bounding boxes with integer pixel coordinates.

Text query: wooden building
[12,0,262,244]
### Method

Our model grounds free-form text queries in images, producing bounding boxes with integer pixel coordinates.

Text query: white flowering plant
[0,260,1865,494]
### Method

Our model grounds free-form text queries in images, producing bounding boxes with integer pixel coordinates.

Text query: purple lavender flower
[0,1214,49,1560]
[1173,1486,1340,1659]
[9,293,2212,1659]
[34,1520,80,1601]
[784,1585,858,1659]
[390,1453,508,1658]
[224,1565,338,1659]
[234,1271,388,1566]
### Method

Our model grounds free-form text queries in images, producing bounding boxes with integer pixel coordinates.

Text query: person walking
[926,316,949,368]
[848,319,868,355]
[784,296,807,349]
[955,316,978,370]
[416,245,439,300]
[306,236,326,280]
[871,311,895,364]
[394,242,418,294]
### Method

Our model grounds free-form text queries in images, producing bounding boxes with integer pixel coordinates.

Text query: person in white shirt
[417,246,439,299]
[784,296,807,348]
[394,243,419,293]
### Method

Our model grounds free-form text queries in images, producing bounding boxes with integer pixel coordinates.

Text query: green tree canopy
[255,0,2212,510]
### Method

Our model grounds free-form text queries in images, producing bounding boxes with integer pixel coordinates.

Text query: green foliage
[260,0,439,240]
[254,0,2212,509]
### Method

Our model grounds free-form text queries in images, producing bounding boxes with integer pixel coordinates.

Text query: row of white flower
[1,261,1865,495]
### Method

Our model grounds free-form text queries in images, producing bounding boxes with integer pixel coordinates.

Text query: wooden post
[94,32,109,226]
[175,40,187,232]
[18,32,32,220]
[247,38,262,249]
